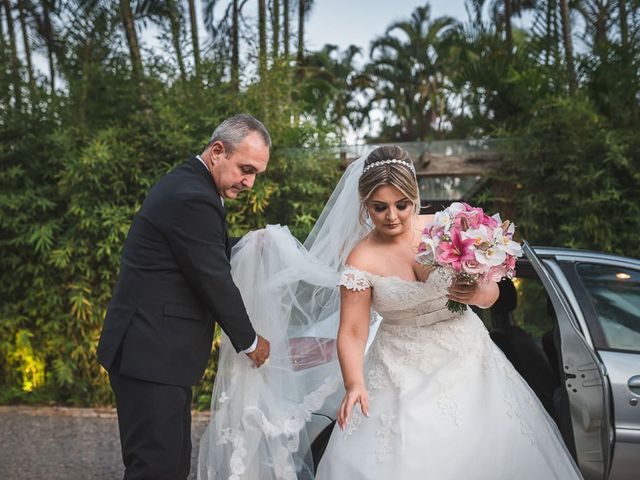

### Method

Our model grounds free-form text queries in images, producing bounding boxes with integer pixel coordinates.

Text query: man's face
[210,132,270,199]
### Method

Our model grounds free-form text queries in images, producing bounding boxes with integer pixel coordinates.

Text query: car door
[524,243,613,480]
[560,259,640,480]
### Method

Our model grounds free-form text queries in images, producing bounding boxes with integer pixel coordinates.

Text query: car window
[576,263,640,353]
[511,278,555,339]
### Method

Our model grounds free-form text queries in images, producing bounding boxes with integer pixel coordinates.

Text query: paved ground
[0,406,210,480]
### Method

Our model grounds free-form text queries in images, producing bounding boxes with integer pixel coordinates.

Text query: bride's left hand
[447,278,499,309]
[337,383,369,431]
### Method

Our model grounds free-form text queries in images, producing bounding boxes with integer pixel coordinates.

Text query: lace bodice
[337,264,493,398]
[338,265,455,327]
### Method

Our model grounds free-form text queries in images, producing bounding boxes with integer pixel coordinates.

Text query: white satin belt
[378,301,457,328]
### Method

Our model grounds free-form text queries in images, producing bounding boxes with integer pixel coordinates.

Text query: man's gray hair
[208,114,271,153]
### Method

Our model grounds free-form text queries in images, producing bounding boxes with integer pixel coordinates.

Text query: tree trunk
[119,0,143,79]
[259,0,267,77]
[544,0,554,65]
[552,0,559,64]
[17,0,36,102]
[231,0,239,89]
[0,5,7,100]
[619,0,628,49]
[504,0,513,53]
[0,4,5,62]
[593,2,610,54]
[297,0,304,65]
[187,0,200,81]
[167,0,186,80]
[272,0,279,60]
[42,0,55,93]
[3,0,22,109]
[283,0,289,57]
[559,0,576,94]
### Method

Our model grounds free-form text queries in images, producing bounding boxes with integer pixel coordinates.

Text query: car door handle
[628,376,640,394]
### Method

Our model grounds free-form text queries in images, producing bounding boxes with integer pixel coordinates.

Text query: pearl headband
[362,158,415,174]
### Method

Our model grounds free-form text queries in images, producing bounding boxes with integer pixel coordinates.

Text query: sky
[27,1,532,80]
[199,0,533,59]
[27,0,534,142]
[305,0,470,54]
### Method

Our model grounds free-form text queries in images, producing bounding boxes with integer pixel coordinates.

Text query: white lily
[463,225,491,246]
[448,202,466,215]
[492,227,523,257]
[475,246,507,266]
[433,211,453,232]
[416,235,438,265]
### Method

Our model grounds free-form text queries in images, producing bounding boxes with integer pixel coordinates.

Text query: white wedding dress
[197,152,583,480]
[315,265,583,479]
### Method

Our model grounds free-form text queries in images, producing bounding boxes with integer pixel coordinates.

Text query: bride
[198,146,583,479]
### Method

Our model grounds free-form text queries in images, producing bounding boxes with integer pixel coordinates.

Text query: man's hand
[246,335,270,367]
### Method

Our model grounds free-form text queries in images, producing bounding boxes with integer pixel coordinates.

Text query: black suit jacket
[97,157,256,386]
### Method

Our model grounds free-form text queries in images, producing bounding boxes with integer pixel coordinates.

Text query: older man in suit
[97,114,271,479]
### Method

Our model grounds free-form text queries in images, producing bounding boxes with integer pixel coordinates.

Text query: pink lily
[436,228,476,272]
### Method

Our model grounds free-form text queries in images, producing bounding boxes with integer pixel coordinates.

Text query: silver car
[303,244,640,480]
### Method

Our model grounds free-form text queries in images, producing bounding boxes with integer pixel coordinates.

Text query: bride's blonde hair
[358,146,419,222]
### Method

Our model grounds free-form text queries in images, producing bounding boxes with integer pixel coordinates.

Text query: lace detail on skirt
[316,266,583,480]
[375,413,399,463]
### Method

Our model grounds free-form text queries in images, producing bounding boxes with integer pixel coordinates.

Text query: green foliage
[0,57,340,406]
[475,96,640,258]
[1,0,639,409]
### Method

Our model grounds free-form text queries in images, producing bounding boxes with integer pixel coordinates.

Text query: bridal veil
[197,154,374,480]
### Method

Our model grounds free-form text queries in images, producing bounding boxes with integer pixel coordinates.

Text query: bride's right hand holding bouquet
[416,202,523,313]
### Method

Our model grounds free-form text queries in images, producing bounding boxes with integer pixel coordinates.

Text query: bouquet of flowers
[416,202,523,313]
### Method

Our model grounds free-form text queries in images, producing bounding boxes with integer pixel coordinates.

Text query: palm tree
[559,0,576,94]
[297,0,313,65]
[504,0,514,51]
[301,44,369,134]
[35,0,58,93]
[54,4,123,125]
[271,0,280,59]
[204,0,247,87]
[617,0,628,49]
[137,0,188,81]
[259,0,267,76]
[119,0,143,79]
[368,5,459,140]
[283,0,289,57]
[574,0,614,55]
[2,0,22,109]
[78,0,146,80]
[165,0,186,80]
[141,0,191,81]
[0,7,5,67]
[541,0,561,66]
[478,0,538,52]
[17,0,37,102]
[187,0,200,80]
[231,0,239,88]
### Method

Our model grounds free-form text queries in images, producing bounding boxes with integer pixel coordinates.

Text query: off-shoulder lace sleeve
[338,265,372,291]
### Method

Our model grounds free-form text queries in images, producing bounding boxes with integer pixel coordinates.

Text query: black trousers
[109,353,193,480]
